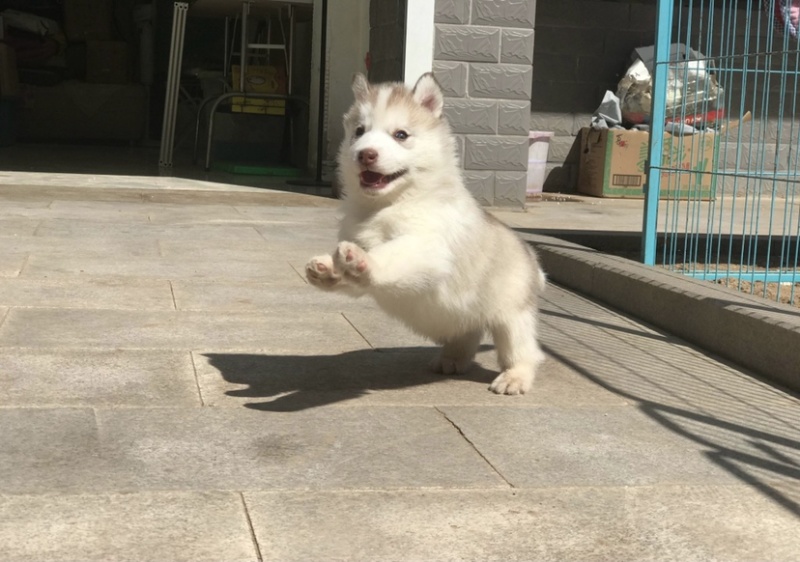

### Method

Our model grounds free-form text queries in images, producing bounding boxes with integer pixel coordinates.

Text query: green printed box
[577,127,717,199]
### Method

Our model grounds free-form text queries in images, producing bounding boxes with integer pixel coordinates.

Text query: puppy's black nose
[358,148,378,165]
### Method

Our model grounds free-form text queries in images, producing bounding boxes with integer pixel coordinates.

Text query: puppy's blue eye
[355,126,365,138]
[394,130,409,141]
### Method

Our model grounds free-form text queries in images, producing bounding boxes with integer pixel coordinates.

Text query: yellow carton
[230,65,286,116]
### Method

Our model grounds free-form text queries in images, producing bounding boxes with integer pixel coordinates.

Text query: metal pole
[287,0,331,188]
[223,16,230,80]
[159,1,188,169]
[287,6,293,96]
[642,0,674,264]
[314,0,328,183]
[240,1,249,92]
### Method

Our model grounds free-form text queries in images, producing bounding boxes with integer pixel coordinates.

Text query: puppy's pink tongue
[360,171,384,187]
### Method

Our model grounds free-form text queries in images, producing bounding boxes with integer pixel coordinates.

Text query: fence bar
[642,0,675,264]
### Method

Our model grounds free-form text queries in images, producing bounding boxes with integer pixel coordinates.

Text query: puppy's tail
[525,244,547,292]
[536,268,547,292]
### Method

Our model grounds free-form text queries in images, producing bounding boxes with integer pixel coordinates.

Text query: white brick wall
[433,0,535,208]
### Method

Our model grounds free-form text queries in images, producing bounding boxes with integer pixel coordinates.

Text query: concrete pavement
[1,176,799,561]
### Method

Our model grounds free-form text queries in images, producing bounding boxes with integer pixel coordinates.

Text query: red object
[665,108,726,127]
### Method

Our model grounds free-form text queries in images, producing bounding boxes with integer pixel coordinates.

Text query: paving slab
[33,219,267,242]
[441,405,744,487]
[0,217,38,236]
[155,244,301,266]
[341,310,432,349]
[141,204,251,226]
[0,177,340,205]
[0,349,199,407]
[539,286,800,486]
[0,198,51,210]
[171,281,380,312]
[244,486,800,562]
[0,491,256,562]
[0,252,26,276]
[234,205,338,223]
[2,184,800,561]
[0,278,174,309]
[46,200,155,222]
[494,197,644,232]
[195,349,626,409]
[255,220,339,236]
[147,207,337,230]
[21,253,303,282]
[0,408,107,492]
[4,235,162,258]
[0,407,504,494]
[0,309,366,352]
[158,237,270,256]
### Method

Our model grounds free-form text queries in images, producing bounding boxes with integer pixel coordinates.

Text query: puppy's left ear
[412,73,444,118]
[352,73,370,102]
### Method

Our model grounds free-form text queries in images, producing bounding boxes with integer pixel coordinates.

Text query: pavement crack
[239,492,263,562]
[0,307,10,330]
[435,407,515,488]
[168,281,178,310]
[17,254,31,276]
[341,312,374,349]
[289,261,308,284]
[189,352,206,407]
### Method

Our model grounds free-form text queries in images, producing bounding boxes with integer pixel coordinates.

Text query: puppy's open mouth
[359,169,407,190]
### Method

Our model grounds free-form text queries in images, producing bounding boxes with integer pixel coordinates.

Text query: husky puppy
[306,73,546,394]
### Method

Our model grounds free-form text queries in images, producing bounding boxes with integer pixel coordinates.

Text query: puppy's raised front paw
[305,254,341,289]
[334,241,370,283]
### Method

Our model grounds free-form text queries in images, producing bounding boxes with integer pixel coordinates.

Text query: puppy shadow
[203,346,497,412]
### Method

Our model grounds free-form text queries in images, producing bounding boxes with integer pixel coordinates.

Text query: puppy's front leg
[306,254,341,289]
[334,237,448,292]
[332,241,372,285]
[306,242,366,297]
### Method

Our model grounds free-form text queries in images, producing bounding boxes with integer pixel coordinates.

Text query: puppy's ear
[412,73,444,118]
[352,73,370,102]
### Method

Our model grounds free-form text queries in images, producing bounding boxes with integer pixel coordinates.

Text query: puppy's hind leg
[489,311,545,395]
[430,329,483,375]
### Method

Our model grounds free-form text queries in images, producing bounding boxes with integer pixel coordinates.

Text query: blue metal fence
[644,0,800,305]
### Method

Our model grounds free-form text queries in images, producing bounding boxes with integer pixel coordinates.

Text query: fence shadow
[540,290,800,518]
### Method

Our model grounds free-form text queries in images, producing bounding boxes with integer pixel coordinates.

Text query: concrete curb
[522,232,800,394]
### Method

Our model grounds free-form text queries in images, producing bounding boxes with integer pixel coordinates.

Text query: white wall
[403,0,434,86]
[308,0,370,176]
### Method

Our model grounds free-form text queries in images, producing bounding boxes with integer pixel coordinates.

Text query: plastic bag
[617,43,724,128]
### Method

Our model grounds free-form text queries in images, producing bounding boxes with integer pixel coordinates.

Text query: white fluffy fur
[306,73,546,394]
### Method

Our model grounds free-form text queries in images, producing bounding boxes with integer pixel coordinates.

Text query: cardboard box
[231,65,287,116]
[64,0,113,41]
[86,41,129,84]
[577,127,717,199]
